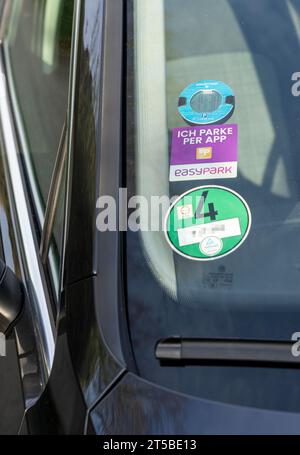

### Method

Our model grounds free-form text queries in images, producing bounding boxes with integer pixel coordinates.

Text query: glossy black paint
[24,0,126,433]
[23,292,87,435]
[61,0,126,409]
[65,277,123,409]
[90,373,300,435]
[0,150,24,434]
[0,260,24,335]
[63,0,104,286]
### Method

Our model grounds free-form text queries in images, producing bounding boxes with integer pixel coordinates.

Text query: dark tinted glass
[126,0,300,410]
[6,0,74,294]
[6,0,73,220]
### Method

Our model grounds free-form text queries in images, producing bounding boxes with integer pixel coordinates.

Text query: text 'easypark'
[170,124,238,182]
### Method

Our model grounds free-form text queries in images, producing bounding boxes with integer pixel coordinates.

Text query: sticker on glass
[178,80,235,126]
[164,186,251,261]
[169,124,238,181]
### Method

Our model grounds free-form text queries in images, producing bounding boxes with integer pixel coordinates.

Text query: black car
[1,0,300,435]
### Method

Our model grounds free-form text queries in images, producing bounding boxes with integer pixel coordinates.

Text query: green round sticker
[164,185,251,261]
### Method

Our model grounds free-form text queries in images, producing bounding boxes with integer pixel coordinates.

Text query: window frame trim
[40,117,67,265]
[2,0,81,300]
[0,0,82,378]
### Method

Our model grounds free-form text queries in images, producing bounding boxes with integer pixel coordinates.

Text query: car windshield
[125,0,300,410]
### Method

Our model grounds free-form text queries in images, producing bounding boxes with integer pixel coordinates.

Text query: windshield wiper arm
[155,338,300,367]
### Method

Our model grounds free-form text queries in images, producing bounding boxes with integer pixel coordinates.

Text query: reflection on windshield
[126,0,300,411]
[6,0,73,214]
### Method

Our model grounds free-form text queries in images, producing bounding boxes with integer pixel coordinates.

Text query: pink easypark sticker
[169,124,238,182]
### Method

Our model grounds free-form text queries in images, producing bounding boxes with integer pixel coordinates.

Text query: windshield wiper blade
[155,338,300,366]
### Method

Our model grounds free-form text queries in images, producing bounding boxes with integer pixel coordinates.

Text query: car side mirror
[0,259,24,335]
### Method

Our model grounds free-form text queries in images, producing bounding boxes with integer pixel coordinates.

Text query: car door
[0,0,81,434]
[0,0,128,435]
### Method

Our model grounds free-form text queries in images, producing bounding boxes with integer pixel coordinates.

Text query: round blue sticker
[178,80,235,126]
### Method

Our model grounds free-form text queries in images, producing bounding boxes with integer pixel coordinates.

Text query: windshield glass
[126,0,300,410]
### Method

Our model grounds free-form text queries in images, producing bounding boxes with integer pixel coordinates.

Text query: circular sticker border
[164,185,252,262]
[178,80,235,126]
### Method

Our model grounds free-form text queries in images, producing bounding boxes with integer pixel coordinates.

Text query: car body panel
[1,0,300,435]
[90,372,300,435]
[63,0,104,286]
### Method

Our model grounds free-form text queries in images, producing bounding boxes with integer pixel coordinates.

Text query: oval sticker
[164,186,251,261]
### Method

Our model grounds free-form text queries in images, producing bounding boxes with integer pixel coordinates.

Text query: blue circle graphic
[178,80,235,125]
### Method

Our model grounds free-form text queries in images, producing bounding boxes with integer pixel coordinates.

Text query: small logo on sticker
[200,236,223,256]
[177,204,193,220]
[196,147,212,160]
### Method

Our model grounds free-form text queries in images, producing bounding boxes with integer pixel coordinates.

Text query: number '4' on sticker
[194,191,218,221]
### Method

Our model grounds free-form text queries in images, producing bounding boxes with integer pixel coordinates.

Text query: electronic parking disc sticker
[164,186,251,261]
[169,124,238,181]
[178,80,235,126]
